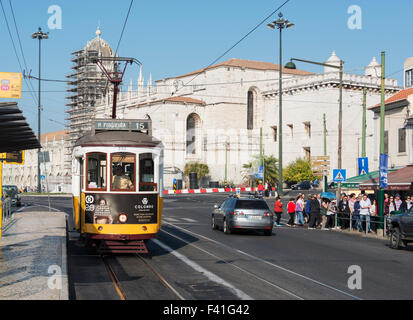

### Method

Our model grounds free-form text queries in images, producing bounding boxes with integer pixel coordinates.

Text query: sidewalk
[0,210,68,300]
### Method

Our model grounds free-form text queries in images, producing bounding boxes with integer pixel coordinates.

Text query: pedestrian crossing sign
[333,169,346,182]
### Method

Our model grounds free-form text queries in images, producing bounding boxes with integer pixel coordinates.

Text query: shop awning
[333,169,398,188]
[359,165,413,191]
[0,102,41,153]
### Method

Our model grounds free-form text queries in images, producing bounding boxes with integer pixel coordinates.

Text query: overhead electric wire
[115,0,134,56]
[0,0,37,104]
[172,0,292,96]
[8,0,38,101]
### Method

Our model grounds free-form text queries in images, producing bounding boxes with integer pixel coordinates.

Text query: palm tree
[242,155,279,186]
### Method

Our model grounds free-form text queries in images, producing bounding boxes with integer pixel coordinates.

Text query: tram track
[101,253,184,300]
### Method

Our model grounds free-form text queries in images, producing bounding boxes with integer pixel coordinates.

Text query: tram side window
[87,153,107,190]
[139,153,157,192]
[111,153,136,191]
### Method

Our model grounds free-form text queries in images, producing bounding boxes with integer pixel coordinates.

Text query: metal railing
[1,197,13,237]
[334,212,388,237]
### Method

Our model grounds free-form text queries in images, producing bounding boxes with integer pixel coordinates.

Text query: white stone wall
[92,59,401,189]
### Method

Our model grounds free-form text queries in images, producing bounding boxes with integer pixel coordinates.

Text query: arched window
[247,90,254,130]
[186,113,200,155]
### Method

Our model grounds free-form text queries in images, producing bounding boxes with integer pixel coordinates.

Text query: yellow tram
[72,119,164,253]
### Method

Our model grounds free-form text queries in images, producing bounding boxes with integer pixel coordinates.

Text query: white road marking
[152,238,253,300]
[181,218,197,223]
[163,217,179,222]
[163,221,363,300]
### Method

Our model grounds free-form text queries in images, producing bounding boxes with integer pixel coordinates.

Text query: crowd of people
[273,192,413,233]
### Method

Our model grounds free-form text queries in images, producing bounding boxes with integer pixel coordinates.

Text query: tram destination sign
[94,119,151,133]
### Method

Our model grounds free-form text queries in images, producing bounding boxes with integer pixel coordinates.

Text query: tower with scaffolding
[65,27,116,167]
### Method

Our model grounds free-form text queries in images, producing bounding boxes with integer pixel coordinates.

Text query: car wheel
[390,228,402,249]
[211,215,218,230]
[223,219,231,234]
[264,229,272,236]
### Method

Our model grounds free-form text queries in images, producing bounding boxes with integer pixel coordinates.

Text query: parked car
[2,185,21,207]
[388,206,413,249]
[290,181,312,190]
[211,196,273,236]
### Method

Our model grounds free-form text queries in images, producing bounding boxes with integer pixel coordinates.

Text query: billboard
[0,72,22,99]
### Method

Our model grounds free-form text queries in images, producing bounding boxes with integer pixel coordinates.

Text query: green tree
[242,155,279,186]
[283,158,316,185]
[183,162,210,180]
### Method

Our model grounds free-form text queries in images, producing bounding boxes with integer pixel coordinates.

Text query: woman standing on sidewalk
[295,194,305,226]
[273,196,283,227]
[287,198,296,227]
[325,200,337,230]
[370,199,378,233]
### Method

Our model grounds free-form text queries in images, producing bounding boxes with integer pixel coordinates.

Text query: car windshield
[235,200,269,210]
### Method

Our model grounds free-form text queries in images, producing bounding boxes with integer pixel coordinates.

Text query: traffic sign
[333,169,347,182]
[358,157,369,176]
[257,166,264,180]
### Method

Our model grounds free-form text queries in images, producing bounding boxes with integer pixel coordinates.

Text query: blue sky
[0,0,412,133]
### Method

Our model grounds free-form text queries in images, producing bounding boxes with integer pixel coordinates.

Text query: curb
[60,216,69,300]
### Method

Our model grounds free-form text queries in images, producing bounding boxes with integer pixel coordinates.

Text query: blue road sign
[40,175,46,181]
[333,169,347,182]
[257,166,264,180]
[380,154,388,189]
[358,157,369,176]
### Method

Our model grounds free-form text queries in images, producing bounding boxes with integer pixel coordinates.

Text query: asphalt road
[19,194,413,300]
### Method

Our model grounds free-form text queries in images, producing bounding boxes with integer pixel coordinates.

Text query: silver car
[212,196,274,236]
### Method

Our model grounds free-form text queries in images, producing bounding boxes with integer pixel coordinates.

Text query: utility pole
[32,27,49,193]
[378,51,386,233]
[267,13,294,197]
[362,87,367,158]
[225,141,229,182]
[337,60,344,200]
[323,114,327,192]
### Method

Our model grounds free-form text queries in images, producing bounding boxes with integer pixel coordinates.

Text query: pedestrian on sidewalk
[308,194,321,229]
[338,194,350,229]
[304,195,312,224]
[273,196,283,227]
[384,196,395,216]
[295,194,305,226]
[325,200,337,229]
[352,194,361,230]
[359,194,371,232]
[257,181,264,197]
[370,199,378,233]
[287,198,296,227]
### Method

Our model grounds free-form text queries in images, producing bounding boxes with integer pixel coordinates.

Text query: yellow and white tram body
[72,120,164,253]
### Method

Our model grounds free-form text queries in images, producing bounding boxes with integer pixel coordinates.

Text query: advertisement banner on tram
[84,193,158,225]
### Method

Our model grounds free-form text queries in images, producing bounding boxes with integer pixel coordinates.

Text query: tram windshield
[111,152,135,191]
[86,153,107,191]
[139,153,157,192]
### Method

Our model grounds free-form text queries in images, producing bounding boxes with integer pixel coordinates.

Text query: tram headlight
[118,213,128,224]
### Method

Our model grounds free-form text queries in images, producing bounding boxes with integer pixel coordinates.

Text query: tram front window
[111,153,135,191]
[139,153,157,192]
[86,153,107,190]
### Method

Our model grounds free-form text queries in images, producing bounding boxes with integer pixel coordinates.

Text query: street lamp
[285,57,344,199]
[268,12,294,197]
[32,27,49,193]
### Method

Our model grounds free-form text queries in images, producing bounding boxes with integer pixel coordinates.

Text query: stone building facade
[92,51,401,188]
[2,130,71,192]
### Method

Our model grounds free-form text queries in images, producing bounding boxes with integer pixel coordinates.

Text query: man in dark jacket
[308,194,321,229]
[338,194,350,229]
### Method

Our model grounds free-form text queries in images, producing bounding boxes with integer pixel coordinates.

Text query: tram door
[139,153,156,192]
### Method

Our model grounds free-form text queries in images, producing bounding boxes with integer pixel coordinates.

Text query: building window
[304,122,311,138]
[271,126,277,142]
[303,147,311,161]
[399,128,406,153]
[247,91,254,130]
[186,113,200,155]
[406,69,413,88]
[384,130,389,154]
[287,124,294,137]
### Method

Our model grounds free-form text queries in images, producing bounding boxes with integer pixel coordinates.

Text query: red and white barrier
[163,187,259,195]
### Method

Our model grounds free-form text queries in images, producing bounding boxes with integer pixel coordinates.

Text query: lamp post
[285,57,344,199]
[32,27,49,193]
[268,13,294,197]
